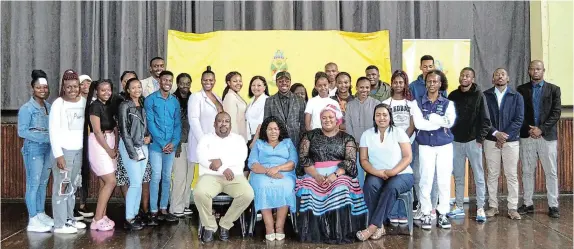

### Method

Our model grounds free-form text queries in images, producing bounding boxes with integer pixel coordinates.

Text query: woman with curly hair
[247,116,297,241]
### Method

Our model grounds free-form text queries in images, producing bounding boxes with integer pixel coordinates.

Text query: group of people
[18,54,561,244]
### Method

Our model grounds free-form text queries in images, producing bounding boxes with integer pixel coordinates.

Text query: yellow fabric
[402,39,471,93]
[191,163,199,189]
[167,30,391,98]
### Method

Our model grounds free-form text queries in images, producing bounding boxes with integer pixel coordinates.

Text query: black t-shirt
[88,99,117,132]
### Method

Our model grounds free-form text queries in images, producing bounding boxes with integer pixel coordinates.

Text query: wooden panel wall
[2,119,573,199]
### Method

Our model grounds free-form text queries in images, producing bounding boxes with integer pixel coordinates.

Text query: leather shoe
[219,227,230,241]
[201,228,214,243]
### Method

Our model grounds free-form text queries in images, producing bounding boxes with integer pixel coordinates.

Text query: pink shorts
[88,133,117,176]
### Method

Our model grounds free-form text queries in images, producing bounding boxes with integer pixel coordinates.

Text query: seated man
[193,112,254,243]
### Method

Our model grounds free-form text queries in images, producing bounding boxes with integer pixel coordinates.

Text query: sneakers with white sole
[54,224,78,234]
[413,209,424,220]
[66,219,87,229]
[421,215,432,230]
[27,216,52,233]
[437,214,451,229]
[476,208,487,222]
[36,213,54,227]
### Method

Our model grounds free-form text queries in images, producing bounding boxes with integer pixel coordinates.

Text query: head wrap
[320,104,343,125]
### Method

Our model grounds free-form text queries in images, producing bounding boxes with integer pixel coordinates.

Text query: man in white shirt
[305,72,341,130]
[141,57,178,97]
[193,112,254,243]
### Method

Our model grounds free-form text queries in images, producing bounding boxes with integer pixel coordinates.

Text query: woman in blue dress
[248,116,298,241]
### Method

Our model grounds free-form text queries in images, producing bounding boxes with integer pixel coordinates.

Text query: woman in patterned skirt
[295,104,368,244]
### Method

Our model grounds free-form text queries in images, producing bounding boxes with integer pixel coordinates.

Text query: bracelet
[334,172,340,177]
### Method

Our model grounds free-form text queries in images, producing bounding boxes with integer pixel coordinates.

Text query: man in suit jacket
[141,57,177,97]
[516,60,562,218]
[263,71,306,147]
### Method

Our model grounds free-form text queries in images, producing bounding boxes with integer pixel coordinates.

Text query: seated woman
[356,103,414,241]
[248,116,297,241]
[295,104,368,244]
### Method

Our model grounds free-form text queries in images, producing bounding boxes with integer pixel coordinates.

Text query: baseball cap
[276,71,291,81]
[79,75,92,83]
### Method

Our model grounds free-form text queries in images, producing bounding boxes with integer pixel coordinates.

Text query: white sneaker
[413,209,424,220]
[66,219,87,229]
[36,213,54,227]
[54,224,78,234]
[430,210,437,220]
[27,216,52,232]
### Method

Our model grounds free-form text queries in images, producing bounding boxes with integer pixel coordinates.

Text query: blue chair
[395,189,414,235]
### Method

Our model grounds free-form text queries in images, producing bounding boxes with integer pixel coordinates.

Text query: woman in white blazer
[222,71,248,142]
[187,67,223,163]
[245,76,269,141]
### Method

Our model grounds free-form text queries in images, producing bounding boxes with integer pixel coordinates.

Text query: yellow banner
[402,39,471,93]
[167,30,391,98]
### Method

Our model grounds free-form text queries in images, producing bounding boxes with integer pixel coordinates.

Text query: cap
[276,71,291,81]
[79,75,92,83]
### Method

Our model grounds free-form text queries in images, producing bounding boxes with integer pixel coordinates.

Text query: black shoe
[156,213,166,221]
[201,228,214,243]
[183,208,193,215]
[548,207,560,218]
[172,212,185,218]
[517,205,534,214]
[162,213,179,222]
[72,209,84,221]
[124,219,143,231]
[147,213,159,226]
[78,206,94,218]
[219,227,230,241]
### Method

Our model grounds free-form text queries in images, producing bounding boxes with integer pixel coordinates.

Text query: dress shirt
[196,132,248,177]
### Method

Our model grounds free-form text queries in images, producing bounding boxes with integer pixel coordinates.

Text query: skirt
[88,133,117,176]
[295,161,368,244]
[116,153,151,186]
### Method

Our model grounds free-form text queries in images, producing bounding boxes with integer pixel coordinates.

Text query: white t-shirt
[360,127,413,175]
[304,96,340,129]
[382,97,417,143]
[49,97,87,158]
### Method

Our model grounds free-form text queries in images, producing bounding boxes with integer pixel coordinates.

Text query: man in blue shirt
[517,60,562,218]
[145,70,182,223]
[409,55,447,101]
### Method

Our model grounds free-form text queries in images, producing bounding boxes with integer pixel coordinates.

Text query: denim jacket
[18,97,51,144]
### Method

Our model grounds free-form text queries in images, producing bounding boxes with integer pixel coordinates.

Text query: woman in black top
[85,79,118,231]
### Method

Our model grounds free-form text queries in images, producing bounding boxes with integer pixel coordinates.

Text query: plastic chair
[247,202,298,237]
[197,193,247,239]
[396,189,414,235]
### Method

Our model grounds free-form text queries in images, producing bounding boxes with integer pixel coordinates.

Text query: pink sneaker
[90,218,114,231]
[103,216,115,226]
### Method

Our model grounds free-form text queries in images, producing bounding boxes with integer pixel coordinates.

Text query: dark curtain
[1,1,529,110]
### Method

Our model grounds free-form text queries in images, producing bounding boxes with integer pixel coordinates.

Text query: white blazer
[187,89,222,163]
[141,76,178,97]
[245,94,268,139]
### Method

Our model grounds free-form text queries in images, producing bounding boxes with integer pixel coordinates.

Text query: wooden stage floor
[1,196,572,249]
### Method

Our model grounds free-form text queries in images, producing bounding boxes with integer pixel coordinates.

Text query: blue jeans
[119,139,148,220]
[149,150,175,212]
[21,140,52,218]
[364,173,414,226]
[356,152,365,188]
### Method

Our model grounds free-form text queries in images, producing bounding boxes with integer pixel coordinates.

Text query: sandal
[90,218,114,231]
[103,216,115,226]
[356,229,373,241]
[370,227,385,240]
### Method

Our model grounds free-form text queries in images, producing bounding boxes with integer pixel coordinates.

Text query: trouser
[418,143,453,215]
[51,149,82,228]
[193,175,254,231]
[364,173,414,226]
[149,150,176,213]
[520,138,559,208]
[22,141,52,218]
[170,143,195,213]
[356,152,365,188]
[411,140,438,208]
[484,140,519,210]
[118,139,148,220]
[452,141,486,209]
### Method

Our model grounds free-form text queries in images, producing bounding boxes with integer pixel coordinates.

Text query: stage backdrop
[167,30,391,98]
[402,39,471,93]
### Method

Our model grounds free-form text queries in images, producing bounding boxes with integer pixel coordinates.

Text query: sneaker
[162,213,179,222]
[485,207,499,217]
[172,212,185,218]
[548,207,560,218]
[436,214,451,229]
[421,215,432,230]
[517,204,534,215]
[476,208,487,222]
[389,215,399,223]
[146,213,159,226]
[412,201,420,213]
[78,206,95,218]
[430,209,437,220]
[27,216,52,232]
[398,217,408,224]
[256,213,262,221]
[54,224,78,234]
[413,209,424,220]
[66,219,87,229]
[447,206,465,218]
[183,208,193,215]
[73,209,84,221]
[124,219,143,231]
[36,213,55,227]
[507,209,522,220]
